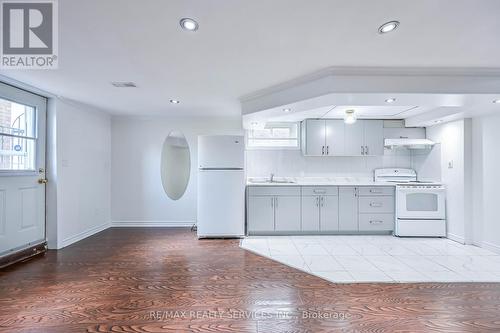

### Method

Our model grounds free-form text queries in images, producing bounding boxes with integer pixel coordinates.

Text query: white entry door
[0,82,47,257]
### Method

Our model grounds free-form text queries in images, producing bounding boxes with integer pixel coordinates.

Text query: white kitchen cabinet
[302,119,345,156]
[303,119,384,156]
[275,196,301,231]
[247,185,395,235]
[344,121,365,156]
[358,186,395,232]
[301,196,320,231]
[320,195,339,231]
[339,187,358,231]
[358,196,395,214]
[302,187,339,232]
[303,119,326,156]
[325,120,345,155]
[247,196,275,232]
[364,120,384,156]
[359,213,394,231]
[247,187,300,234]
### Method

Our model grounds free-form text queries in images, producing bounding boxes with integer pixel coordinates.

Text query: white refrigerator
[197,135,245,238]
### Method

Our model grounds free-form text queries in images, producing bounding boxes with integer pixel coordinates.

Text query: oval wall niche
[160,131,191,200]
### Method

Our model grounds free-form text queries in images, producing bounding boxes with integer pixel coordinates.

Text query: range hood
[384,138,435,150]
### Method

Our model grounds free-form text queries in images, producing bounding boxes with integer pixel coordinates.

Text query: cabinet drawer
[247,186,300,196]
[358,187,394,196]
[359,214,394,231]
[302,186,338,196]
[359,196,394,213]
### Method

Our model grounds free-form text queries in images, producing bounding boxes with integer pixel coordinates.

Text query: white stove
[375,168,446,237]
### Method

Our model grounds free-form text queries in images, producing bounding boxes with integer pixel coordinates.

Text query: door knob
[38,178,48,184]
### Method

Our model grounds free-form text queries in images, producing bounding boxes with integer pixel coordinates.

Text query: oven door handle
[398,187,445,193]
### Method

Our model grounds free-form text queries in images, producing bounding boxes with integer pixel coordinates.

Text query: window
[246,122,300,149]
[0,98,36,171]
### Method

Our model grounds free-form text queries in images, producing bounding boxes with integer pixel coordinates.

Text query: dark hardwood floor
[1,228,500,332]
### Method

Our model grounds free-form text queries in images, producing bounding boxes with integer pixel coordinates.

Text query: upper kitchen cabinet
[302,119,383,156]
[325,120,345,155]
[303,119,326,156]
[302,119,345,156]
[343,120,365,156]
[363,120,384,156]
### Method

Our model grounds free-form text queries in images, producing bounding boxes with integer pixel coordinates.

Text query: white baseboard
[111,221,196,227]
[447,233,465,244]
[59,222,111,248]
[480,241,500,255]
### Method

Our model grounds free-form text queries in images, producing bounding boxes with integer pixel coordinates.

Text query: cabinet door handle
[365,146,369,155]
[275,197,278,208]
[370,202,383,207]
[271,197,274,208]
[361,146,364,155]
[322,146,325,155]
[321,196,324,207]
[326,146,329,155]
[369,189,382,193]
[316,196,319,207]
[370,220,383,224]
[313,189,326,194]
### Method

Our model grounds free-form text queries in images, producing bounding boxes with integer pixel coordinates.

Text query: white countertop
[246,176,397,187]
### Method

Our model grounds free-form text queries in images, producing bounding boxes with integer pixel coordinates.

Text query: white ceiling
[2,0,500,116]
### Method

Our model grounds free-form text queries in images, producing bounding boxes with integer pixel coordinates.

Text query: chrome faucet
[270,173,275,182]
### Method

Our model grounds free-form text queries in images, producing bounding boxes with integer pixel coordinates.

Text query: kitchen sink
[248,177,296,184]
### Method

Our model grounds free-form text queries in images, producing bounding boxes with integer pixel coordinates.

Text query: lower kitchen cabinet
[247,186,301,234]
[358,186,395,232]
[301,196,320,231]
[358,213,394,231]
[247,185,395,235]
[338,187,358,231]
[247,196,275,232]
[274,196,301,231]
[301,186,339,232]
[301,195,339,231]
[320,195,339,231]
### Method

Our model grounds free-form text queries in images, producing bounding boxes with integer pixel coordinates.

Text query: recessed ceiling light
[344,109,357,124]
[180,18,199,31]
[378,21,400,34]
[169,99,180,104]
[385,98,396,103]
[283,108,292,112]
[493,99,500,104]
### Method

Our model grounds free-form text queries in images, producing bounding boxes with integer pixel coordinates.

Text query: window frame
[0,82,45,176]
[245,122,301,150]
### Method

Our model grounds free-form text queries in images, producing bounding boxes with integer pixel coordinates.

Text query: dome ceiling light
[344,109,357,124]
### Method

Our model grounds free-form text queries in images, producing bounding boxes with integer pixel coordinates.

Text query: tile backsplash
[245,148,413,178]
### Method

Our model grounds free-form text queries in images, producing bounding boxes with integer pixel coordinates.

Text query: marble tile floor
[240,235,500,283]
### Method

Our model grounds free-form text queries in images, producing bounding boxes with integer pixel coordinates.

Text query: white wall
[414,119,472,243]
[111,116,242,226]
[471,114,500,253]
[49,98,111,248]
